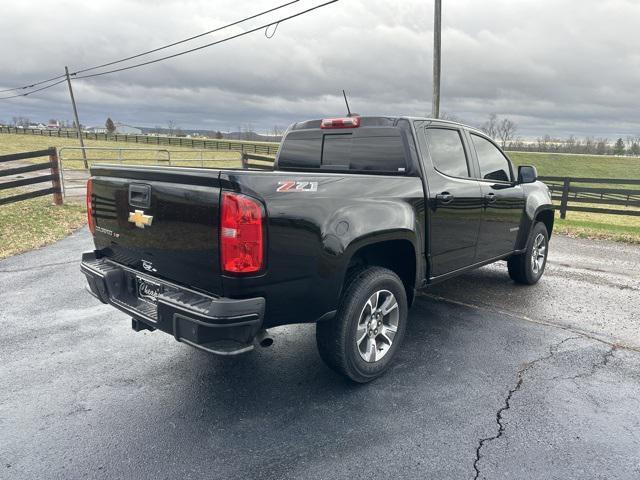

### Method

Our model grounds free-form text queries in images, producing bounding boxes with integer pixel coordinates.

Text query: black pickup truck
[81,116,553,382]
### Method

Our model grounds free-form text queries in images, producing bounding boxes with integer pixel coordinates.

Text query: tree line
[442,112,640,156]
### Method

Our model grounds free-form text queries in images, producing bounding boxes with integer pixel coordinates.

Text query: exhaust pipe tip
[255,329,274,348]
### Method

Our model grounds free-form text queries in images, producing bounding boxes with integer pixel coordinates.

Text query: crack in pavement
[551,345,618,382]
[419,292,640,353]
[471,336,581,480]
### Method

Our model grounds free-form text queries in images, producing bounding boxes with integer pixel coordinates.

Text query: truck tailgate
[89,165,223,294]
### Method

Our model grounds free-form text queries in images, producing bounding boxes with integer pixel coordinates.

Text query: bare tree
[272,125,285,138]
[497,118,517,148]
[596,138,608,155]
[167,120,179,136]
[480,113,498,139]
[12,116,30,127]
[439,112,464,123]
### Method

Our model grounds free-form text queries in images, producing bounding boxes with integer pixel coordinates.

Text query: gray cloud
[1,0,639,138]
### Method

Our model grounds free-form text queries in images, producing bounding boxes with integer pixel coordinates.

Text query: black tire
[508,222,549,285]
[316,266,408,383]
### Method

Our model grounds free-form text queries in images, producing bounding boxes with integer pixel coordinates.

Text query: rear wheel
[508,222,549,285]
[316,266,408,383]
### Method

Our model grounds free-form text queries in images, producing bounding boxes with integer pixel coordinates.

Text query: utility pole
[64,66,88,168]
[431,0,442,119]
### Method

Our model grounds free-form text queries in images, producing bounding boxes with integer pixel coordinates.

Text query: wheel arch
[535,207,554,238]
[516,204,555,251]
[340,232,419,307]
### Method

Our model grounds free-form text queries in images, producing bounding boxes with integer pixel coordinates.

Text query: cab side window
[471,134,513,182]
[425,128,470,178]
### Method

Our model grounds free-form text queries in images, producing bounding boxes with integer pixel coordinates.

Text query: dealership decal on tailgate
[137,277,163,304]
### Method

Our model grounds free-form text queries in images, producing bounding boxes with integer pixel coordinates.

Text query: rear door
[419,126,483,277]
[466,132,525,259]
[90,166,224,294]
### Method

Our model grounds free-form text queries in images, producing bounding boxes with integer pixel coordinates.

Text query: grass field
[508,151,640,243]
[507,151,640,179]
[0,133,242,169]
[0,191,86,260]
[1,133,639,249]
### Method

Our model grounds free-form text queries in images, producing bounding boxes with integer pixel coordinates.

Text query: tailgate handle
[129,184,151,208]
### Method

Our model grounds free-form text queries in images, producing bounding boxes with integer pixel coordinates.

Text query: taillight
[321,116,361,129]
[220,192,264,274]
[86,179,95,234]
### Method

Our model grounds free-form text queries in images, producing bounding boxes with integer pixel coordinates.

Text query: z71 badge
[277,181,318,192]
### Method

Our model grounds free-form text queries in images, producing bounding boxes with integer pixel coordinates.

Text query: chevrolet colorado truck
[81,116,553,382]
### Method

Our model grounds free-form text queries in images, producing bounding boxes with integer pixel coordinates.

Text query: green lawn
[507,151,640,243]
[0,192,86,260]
[507,151,640,179]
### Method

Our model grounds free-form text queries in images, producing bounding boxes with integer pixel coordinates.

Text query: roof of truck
[289,115,484,135]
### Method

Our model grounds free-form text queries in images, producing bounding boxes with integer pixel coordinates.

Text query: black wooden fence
[0,148,63,206]
[539,176,640,218]
[0,127,280,156]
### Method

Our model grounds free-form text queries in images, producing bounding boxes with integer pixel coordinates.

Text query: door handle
[484,193,497,204]
[436,192,454,204]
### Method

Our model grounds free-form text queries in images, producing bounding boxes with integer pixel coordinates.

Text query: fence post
[241,153,248,169]
[49,147,64,205]
[560,177,570,219]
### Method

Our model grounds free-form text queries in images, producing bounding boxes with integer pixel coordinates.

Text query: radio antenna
[342,89,353,117]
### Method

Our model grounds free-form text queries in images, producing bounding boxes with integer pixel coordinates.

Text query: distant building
[86,126,108,134]
[114,123,142,135]
[27,123,46,130]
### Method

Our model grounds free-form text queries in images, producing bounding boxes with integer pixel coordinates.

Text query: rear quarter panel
[220,170,426,328]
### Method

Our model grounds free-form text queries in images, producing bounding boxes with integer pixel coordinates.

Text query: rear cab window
[277,119,413,175]
[424,128,470,178]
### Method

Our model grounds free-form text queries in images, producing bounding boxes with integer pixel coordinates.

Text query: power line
[0,79,67,100]
[0,74,66,94]
[73,0,338,80]
[0,0,338,100]
[73,0,301,75]
[0,0,300,94]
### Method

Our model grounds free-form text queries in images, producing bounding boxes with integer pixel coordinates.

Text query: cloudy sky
[1,0,639,138]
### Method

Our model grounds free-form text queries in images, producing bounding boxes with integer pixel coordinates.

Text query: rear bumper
[81,252,265,355]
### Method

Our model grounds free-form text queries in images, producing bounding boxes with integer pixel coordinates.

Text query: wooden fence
[539,176,640,218]
[241,153,276,170]
[0,127,280,156]
[0,148,63,206]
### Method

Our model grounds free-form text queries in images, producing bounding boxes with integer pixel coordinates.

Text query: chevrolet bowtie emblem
[128,210,153,229]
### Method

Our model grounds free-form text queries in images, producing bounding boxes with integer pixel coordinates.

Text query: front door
[421,127,484,277]
[468,133,525,259]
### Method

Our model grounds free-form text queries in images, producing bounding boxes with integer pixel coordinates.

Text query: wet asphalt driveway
[1,230,639,479]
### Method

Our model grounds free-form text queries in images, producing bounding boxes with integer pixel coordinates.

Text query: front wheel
[316,266,408,383]
[507,221,549,285]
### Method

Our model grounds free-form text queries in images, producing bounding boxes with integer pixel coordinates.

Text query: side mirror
[518,165,538,184]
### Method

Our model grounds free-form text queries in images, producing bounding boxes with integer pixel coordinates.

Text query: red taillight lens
[320,116,361,129]
[86,179,95,234]
[220,192,264,274]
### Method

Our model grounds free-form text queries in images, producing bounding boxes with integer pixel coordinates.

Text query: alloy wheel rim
[356,290,399,363]
[531,233,546,274]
